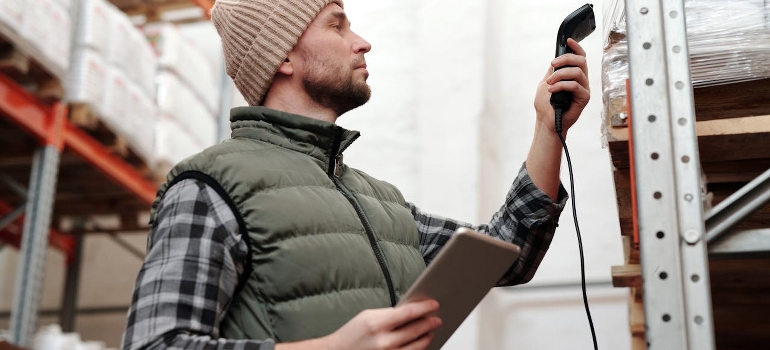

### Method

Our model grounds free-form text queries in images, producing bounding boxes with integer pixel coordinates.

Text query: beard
[300,52,371,116]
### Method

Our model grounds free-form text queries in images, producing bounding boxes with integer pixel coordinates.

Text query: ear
[277,56,294,76]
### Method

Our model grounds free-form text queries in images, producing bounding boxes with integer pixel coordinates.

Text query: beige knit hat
[211,0,343,106]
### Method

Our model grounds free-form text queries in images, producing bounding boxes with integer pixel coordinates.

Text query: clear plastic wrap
[143,23,221,115]
[156,71,218,148]
[685,0,770,86]
[0,0,26,32]
[73,0,111,55]
[601,0,770,135]
[67,48,108,106]
[20,0,72,72]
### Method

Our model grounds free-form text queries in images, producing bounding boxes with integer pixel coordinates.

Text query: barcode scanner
[551,3,596,132]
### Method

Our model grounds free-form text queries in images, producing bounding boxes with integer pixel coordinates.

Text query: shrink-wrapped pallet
[156,71,218,148]
[125,27,158,99]
[51,0,73,11]
[73,0,111,55]
[127,28,158,99]
[20,0,71,73]
[32,324,110,350]
[44,3,72,75]
[126,81,156,163]
[144,23,220,114]
[99,67,158,166]
[685,0,770,86]
[601,0,770,131]
[99,66,132,134]
[67,48,108,107]
[105,4,134,72]
[155,117,206,170]
[0,0,26,32]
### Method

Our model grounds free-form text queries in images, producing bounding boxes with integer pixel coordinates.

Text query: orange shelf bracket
[0,73,157,205]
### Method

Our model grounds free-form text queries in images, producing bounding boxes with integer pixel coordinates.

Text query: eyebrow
[329,11,349,25]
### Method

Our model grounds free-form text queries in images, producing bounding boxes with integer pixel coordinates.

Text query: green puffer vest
[149,107,426,343]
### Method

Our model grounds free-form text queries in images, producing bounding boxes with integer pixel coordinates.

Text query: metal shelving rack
[0,0,217,347]
[0,73,157,347]
[620,0,770,348]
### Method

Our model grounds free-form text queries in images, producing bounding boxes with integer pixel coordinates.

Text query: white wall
[342,0,629,349]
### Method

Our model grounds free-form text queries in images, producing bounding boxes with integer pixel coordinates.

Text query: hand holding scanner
[549,3,596,112]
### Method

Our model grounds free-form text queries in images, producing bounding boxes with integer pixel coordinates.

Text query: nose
[352,32,372,54]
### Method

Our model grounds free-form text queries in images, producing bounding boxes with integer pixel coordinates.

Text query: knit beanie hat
[211,0,343,106]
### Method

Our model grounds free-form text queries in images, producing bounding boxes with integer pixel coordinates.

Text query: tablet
[397,227,521,350]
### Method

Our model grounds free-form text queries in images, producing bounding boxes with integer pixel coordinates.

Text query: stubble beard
[301,54,371,117]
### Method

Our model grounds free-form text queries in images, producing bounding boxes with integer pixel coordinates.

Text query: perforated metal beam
[9,146,62,347]
[625,0,715,348]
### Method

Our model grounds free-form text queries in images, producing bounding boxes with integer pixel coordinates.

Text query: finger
[399,332,434,350]
[382,299,440,330]
[390,316,442,347]
[567,38,587,57]
[547,67,589,90]
[547,81,590,101]
[552,54,587,72]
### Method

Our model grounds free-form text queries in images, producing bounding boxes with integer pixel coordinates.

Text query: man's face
[292,3,372,116]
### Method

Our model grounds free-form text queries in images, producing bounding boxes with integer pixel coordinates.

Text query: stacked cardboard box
[69,0,158,164]
[144,23,221,171]
[0,0,72,75]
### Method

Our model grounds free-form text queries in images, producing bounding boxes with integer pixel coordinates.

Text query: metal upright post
[9,103,66,347]
[624,0,715,349]
[60,234,84,332]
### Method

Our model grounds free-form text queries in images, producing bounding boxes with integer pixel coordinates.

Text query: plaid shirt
[121,163,567,350]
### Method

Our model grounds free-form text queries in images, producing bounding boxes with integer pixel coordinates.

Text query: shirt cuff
[507,162,569,229]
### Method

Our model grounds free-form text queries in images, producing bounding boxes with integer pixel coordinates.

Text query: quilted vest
[149,107,426,343]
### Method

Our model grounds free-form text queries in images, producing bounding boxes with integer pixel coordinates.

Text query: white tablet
[397,227,522,350]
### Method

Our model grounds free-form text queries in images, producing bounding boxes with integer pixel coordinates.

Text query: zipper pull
[334,154,344,178]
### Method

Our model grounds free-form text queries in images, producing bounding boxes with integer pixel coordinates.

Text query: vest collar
[229,106,360,175]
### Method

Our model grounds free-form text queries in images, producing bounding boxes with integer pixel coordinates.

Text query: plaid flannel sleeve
[409,162,568,286]
[121,179,274,350]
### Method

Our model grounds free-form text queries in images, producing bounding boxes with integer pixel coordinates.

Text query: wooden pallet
[607,78,770,350]
[67,103,160,181]
[110,0,213,22]
[0,32,64,103]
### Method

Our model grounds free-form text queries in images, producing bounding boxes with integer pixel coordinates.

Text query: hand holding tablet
[398,228,522,350]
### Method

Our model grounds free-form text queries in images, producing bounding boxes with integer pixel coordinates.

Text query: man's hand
[276,299,442,350]
[526,37,591,200]
[534,38,590,135]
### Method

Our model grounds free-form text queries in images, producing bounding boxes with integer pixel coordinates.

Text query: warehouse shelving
[0,0,217,347]
[607,0,770,349]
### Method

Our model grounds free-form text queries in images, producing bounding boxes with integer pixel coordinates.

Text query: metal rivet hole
[657,231,665,239]
[692,274,700,282]
[641,7,649,14]
[644,42,652,49]
[659,272,668,280]
[673,45,681,53]
[695,316,704,325]
[649,115,657,122]
[663,314,671,322]
[651,153,659,160]
[676,81,685,90]
[682,156,690,163]
[654,192,662,199]
[670,11,678,18]
[646,78,654,86]
[678,118,687,126]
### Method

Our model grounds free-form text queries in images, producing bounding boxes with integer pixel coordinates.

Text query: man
[121,0,590,349]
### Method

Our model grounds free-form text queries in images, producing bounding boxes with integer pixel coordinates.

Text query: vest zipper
[328,130,398,307]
